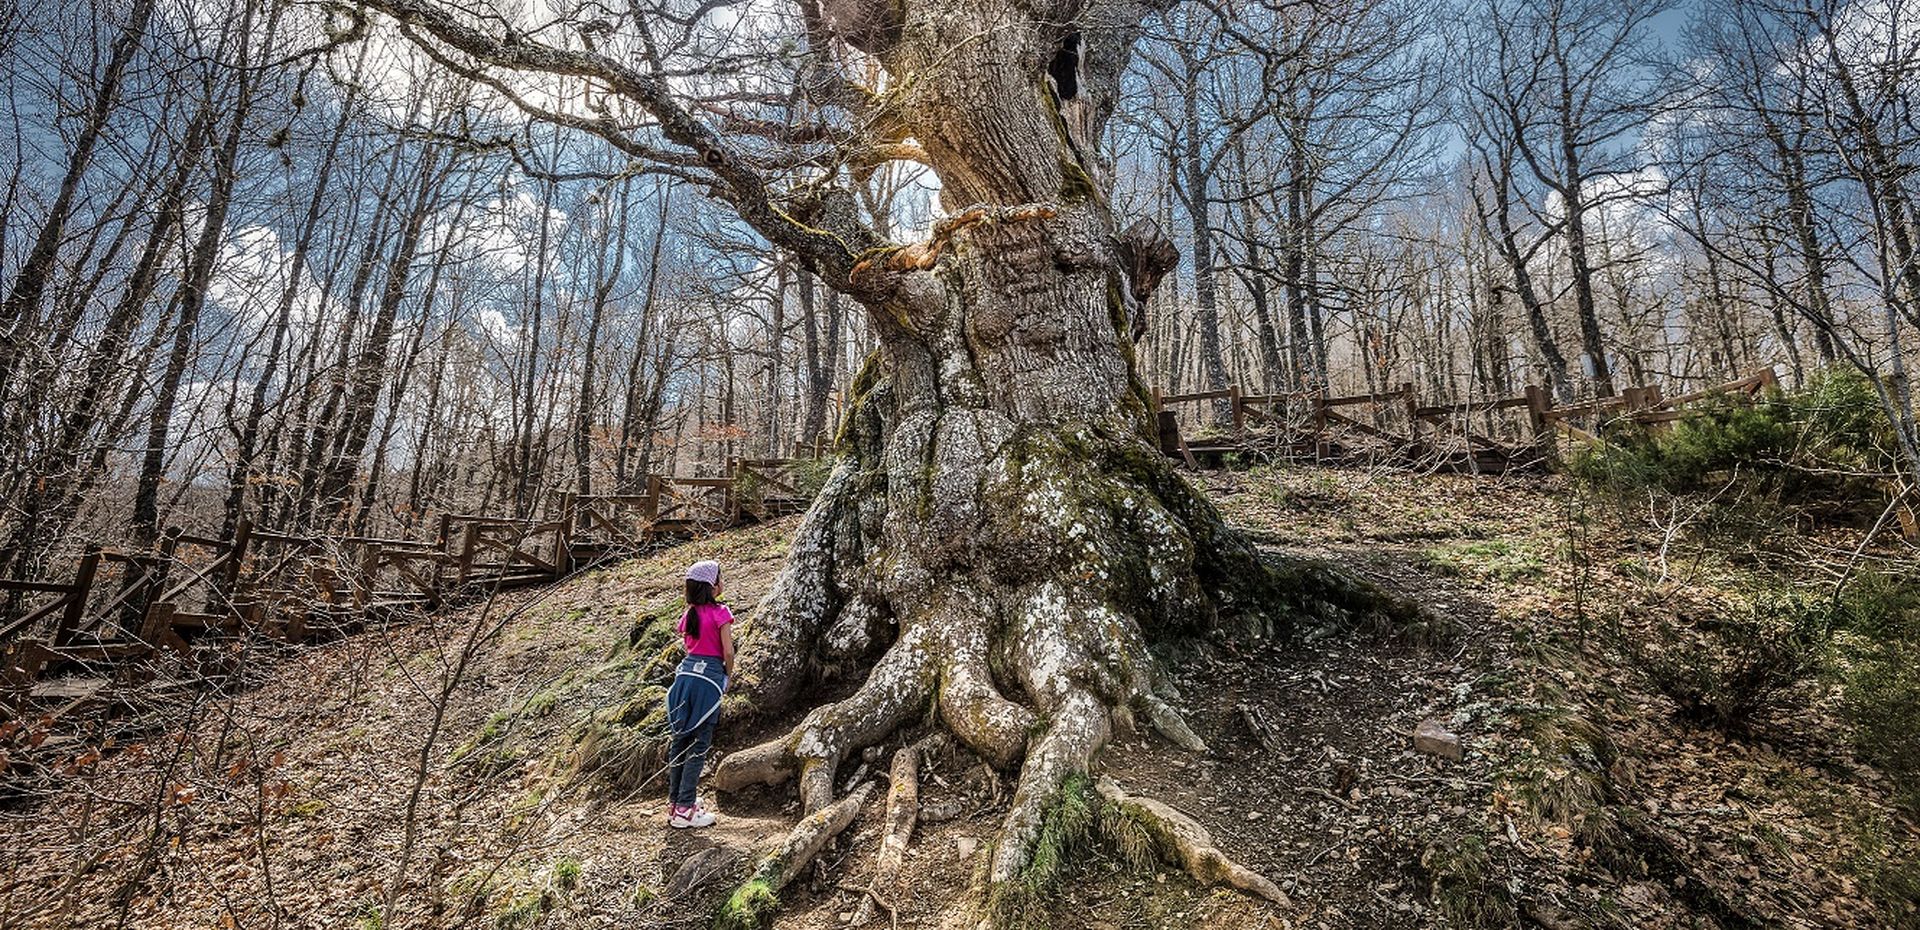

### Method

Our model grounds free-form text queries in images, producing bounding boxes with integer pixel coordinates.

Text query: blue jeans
[665,654,727,807]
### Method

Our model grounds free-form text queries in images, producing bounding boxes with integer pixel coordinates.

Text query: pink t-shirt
[679,603,734,658]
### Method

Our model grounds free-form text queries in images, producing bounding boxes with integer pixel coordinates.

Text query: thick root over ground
[689,411,1407,926]
[1095,777,1292,906]
[714,781,876,930]
[853,736,935,925]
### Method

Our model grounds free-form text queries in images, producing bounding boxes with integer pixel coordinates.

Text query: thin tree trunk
[0,110,211,573]
[574,182,630,501]
[0,0,157,387]
[132,0,263,543]
[221,76,360,538]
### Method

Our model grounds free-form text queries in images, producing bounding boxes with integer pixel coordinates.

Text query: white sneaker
[669,804,717,828]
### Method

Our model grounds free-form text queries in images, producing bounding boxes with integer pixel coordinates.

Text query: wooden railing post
[217,518,252,619]
[356,544,380,609]
[1621,386,1646,422]
[554,495,575,581]
[724,458,740,524]
[140,602,181,654]
[136,528,183,644]
[53,546,101,648]
[456,521,480,586]
[1525,384,1553,460]
[1312,389,1329,458]
[1398,382,1420,449]
[1228,385,1244,435]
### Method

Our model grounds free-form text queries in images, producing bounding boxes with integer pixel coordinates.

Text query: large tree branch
[353,0,885,289]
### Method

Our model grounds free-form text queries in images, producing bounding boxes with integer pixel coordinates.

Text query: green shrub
[1571,400,1789,491]
[733,457,834,513]
[1848,637,1920,813]
[1570,369,1894,512]
[787,455,834,501]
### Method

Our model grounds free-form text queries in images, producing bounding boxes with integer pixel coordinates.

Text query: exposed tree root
[714,780,876,930]
[682,404,1414,928]
[933,621,1033,769]
[1140,694,1207,753]
[854,735,936,925]
[729,459,867,713]
[715,626,936,812]
[1094,777,1292,907]
[989,689,1109,886]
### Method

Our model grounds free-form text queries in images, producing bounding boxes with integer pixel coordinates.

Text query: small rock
[1413,719,1464,761]
[665,847,737,899]
[956,836,978,860]
[1245,810,1264,822]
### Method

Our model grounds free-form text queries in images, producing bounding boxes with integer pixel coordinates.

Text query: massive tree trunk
[365,0,1396,918]
[700,0,1301,898]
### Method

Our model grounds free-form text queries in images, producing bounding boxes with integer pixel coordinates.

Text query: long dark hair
[683,578,717,638]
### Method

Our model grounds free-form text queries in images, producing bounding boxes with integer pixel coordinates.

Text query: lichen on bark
[334,0,1417,920]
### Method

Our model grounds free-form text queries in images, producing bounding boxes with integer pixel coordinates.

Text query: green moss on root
[985,774,1098,928]
[712,876,779,930]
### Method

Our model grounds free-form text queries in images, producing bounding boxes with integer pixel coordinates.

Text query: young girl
[664,559,733,828]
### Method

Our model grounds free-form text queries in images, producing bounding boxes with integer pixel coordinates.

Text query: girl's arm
[720,623,735,676]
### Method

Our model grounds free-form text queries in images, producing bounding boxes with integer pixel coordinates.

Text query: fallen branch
[1095,777,1291,907]
[1235,702,1277,750]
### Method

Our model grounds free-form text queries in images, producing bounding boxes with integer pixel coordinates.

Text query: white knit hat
[686,560,721,585]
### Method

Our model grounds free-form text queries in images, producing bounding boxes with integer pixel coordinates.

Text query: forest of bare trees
[4,1,1920,927]
[1,0,1914,570]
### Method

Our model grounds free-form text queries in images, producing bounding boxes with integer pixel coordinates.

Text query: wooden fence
[0,369,1791,724]
[0,456,823,719]
[1153,366,1782,473]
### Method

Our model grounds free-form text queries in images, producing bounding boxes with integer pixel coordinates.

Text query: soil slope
[2,466,1914,930]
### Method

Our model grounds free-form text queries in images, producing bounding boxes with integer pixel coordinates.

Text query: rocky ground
[1,464,1914,929]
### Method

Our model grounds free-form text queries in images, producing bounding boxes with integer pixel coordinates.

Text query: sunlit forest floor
[3,464,1915,929]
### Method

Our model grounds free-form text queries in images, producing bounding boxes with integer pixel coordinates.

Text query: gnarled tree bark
[358,0,1390,921]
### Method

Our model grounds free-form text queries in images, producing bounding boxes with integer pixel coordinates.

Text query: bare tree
[1461,0,1672,398]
